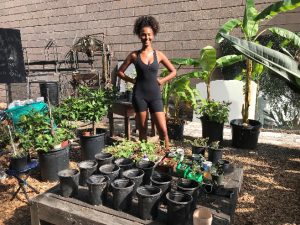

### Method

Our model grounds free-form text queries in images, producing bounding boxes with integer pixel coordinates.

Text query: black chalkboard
[0,28,26,83]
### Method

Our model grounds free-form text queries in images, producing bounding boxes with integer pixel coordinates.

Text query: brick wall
[0,0,299,102]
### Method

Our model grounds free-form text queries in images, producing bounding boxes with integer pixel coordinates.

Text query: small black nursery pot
[58,169,80,197]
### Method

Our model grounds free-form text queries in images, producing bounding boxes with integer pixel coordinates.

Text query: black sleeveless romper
[132,50,163,113]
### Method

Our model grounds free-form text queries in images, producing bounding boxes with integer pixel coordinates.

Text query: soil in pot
[136,160,155,185]
[166,191,193,225]
[208,147,223,164]
[38,145,70,182]
[58,169,79,197]
[114,157,134,178]
[86,175,109,205]
[167,122,184,141]
[177,178,200,210]
[230,119,262,149]
[80,128,107,160]
[150,172,172,205]
[95,152,114,169]
[9,153,28,171]
[122,168,144,197]
[78,160,98,186]
[99,164,120,189]
[111,178,134,212]
[136,185,162,220]
[200,116,224,144]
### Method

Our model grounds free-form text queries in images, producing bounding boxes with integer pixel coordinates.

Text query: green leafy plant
[196,101,230,124]
[211,164,224,175]
[104,139,139,159]
[185,137,209,147]
[210,141,220,150]
[16,111,74,153]
[216,0,300,124]
[54,85,118,135]
[0,124,10,148]
[139,140,157,161]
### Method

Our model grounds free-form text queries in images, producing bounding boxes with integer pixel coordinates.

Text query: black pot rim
[95,152,113,160]
[111,178,135,189]
[136,160,155,169]
[38,144,70,154]
[230,119,262,130]
[99,164,120,173]
[150,172,172,184]
[58,169,79,177]
[177,178,199,190]
[114,157,134,166]
[78,160,98,169]
[137,185,162,197]
[86,175,109,185]
[122,168,145,179]
[200,116,225,125]
[166,191,193,204]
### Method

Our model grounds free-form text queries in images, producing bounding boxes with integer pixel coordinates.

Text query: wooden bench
[30,165,243,225]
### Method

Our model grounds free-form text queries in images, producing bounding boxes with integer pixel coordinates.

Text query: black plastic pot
[136,160,155,185]
[230,119,262,149]
[9,154,28,171]
[167,123,184,140]
[208,147,223,164]
[86,175,109,205]
[136,185,162,220]
[95,152,114,169]
[99,164,120,189]
[114,157,134,178]
[80,128,106,160]
[191,145,206,155]
[218,159,230,174]
[126,90,133,102]
[58,169,79,197]
[38,145,70,181]
[78,160,98,186]
[211,173,224,186]
[39,82,59,106]
[122,168,144,197]
[200,116,224,144]
[150,172,172,204]
[166,191,193,225]
[111,178,135,211]
[177,178,200,210]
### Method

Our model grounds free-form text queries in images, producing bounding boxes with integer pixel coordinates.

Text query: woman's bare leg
[135,111,148,141]
[151,112,170,150]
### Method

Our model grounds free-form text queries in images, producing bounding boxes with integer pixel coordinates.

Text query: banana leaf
[171,58,198,66]
[268,27,300,47]
[216,55,244,68]
[216,19,242,43]
[242,0,259,39]
[200,46,217,73]
[255,0,300,22]
[221,33,300,89]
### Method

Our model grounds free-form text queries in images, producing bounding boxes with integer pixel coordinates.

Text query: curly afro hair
[133,16,160,36]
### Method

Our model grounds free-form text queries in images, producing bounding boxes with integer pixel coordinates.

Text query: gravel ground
[0,140,299,225]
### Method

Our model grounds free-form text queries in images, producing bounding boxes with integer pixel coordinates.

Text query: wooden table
[30,166,243,225]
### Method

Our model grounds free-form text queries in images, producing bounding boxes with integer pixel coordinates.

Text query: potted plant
[207,141,223,164]
[216,0,300,149]
[185,137,209,155]
[172,46,242,143]
[125,82,134,102]
[210,164,224,186]
[55,86,117,160]
[16,110,74,181]
[161,67,198,140]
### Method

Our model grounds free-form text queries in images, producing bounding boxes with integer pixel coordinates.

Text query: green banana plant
[216,0,300,124]
[161,68,198,124]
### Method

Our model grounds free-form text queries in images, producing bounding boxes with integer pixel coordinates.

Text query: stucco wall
[0,0,299,102]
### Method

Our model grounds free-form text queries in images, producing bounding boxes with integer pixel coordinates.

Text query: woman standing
[117,15,176,150]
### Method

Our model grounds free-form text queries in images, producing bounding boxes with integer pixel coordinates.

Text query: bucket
[193,207,213,225]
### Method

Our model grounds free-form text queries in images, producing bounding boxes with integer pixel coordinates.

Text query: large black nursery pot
[208,147,223,164]
[58,169,79,197]
[177,178,200,210]
[230,119,262,149]
[150,172,172,204]
[86,175,109,205]
[95,152,114,169]
[136,160,155,185]
[114,157,134,178]
[192,145,206,155]
[122,168,144,197]
[9,153,28,171]
[166,191,193,225]
[80,128,107,160]
[137,185,162,220]
[78,160,98,186]
[38,144,70,181]
[111,178,135,212]
[167,122,184,141]
[200,116,224,144]
[99,164,120,189]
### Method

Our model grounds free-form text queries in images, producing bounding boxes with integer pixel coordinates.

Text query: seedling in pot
[210,141,220,150]
[185,137,209,148]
